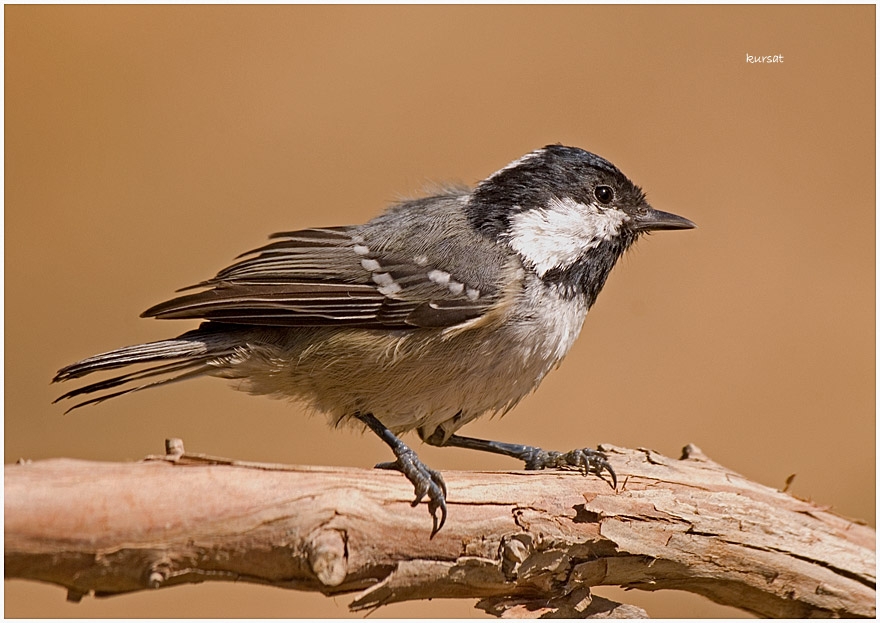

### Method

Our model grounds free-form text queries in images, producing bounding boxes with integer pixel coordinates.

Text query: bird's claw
[524,447,617,489]
[376,448,448,537]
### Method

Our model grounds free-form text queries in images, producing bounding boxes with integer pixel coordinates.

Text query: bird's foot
[424,431,617,491]
[522,447,617,489]
[376,445,448,537]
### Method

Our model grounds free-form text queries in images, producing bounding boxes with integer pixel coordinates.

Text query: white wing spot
[377,283,402,296]
[353,244,370,256]
[361,258,381,272]
[466,287,480,301]
[427,269,451,286]
[372,272,401,296]
[372,272,395,287]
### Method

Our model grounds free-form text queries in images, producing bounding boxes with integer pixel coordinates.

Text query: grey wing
[142,226,502,329]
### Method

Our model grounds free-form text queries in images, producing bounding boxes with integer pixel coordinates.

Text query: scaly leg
[356,413,448,537]
[424,430,617,489]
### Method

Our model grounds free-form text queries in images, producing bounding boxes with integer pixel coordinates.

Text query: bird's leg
[423,430,616,489]
[355,413,448,537]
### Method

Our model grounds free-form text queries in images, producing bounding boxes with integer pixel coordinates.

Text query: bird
[53,144,695,536]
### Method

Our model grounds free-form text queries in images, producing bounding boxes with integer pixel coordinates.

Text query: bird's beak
[630,206,696,232]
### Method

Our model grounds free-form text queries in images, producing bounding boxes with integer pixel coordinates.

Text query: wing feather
[143,226,503,329]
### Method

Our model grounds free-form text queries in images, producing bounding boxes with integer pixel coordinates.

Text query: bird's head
[467,144,695,302]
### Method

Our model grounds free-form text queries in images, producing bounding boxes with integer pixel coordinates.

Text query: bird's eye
[594,185,614,204]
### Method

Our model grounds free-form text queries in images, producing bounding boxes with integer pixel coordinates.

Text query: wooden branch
[5,441,874,618]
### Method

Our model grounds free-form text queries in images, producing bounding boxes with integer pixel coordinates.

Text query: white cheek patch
[506,196,628,276]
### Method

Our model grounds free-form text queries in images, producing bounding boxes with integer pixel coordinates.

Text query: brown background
[5,5,874,619]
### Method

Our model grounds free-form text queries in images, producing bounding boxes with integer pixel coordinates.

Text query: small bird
[54,145,695,536]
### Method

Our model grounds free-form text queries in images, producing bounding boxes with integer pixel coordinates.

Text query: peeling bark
[4,441,875,618]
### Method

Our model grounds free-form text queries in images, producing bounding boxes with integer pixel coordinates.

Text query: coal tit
[54,144,695,536]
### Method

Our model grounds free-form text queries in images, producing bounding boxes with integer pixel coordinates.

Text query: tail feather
[56,363,218,414]
[53,334,238,412]
[53,338,216,382]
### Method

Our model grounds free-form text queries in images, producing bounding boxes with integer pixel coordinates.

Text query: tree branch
[5,441,874,618]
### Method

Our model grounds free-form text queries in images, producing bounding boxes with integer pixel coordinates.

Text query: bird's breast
[220,279,589,436]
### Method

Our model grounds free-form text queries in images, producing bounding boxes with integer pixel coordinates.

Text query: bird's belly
[224,293,589,436]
